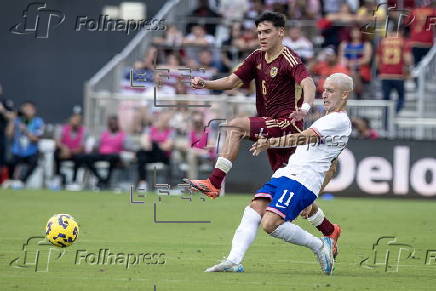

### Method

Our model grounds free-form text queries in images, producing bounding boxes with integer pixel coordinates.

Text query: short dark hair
[255,11,286,28]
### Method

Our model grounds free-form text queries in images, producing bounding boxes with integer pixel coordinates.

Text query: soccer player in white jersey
[205,73,353,275]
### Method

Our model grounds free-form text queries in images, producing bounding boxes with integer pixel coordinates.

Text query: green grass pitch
[1,189,436,290]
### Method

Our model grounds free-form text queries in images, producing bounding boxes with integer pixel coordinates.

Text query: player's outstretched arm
[249,128,319,156]
[319,159,338,193]
[191,74,243,91]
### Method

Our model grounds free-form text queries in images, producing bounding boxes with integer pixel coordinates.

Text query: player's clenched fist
[191,77,206,89]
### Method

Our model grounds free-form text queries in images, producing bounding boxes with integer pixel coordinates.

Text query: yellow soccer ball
[45,214,79,248]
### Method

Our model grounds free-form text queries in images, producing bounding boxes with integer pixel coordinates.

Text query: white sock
[307,208,325,227]
[215,157,232,174]
[270,222,323,252]
[227,206,261,264]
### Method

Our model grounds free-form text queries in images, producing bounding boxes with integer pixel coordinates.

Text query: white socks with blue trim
[270,221,323,252]
[227,206,261,264]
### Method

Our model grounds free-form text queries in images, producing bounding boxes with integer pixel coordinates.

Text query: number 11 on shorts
[277,190,294,207]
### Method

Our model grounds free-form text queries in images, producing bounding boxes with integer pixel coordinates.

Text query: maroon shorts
[249,117,303,172]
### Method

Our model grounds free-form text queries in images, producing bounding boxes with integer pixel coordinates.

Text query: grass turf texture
[1,189,435,291]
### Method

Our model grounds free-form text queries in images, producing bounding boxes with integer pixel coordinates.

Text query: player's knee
[261,216,280,234]
[249,199,269,216]
[228,118,248,137]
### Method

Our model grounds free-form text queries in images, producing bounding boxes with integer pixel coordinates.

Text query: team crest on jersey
[270,66,278,77]
[257,64,261,70]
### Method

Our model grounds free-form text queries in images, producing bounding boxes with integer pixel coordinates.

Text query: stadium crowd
[0,0,434,190]
[0,99,218,190]
[123,0,434,105]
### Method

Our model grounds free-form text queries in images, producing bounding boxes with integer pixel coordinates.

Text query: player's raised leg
[185,117,250,198]
[304,203,341,258]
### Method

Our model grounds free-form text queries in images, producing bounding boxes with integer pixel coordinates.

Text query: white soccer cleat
[204,259,244,272]
[314,237,335,275]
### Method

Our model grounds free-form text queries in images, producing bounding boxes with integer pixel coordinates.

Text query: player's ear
[278,26,285,37]
[341,90,350,100]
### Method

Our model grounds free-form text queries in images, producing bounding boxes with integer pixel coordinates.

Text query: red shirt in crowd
[407,7,435,48]
[377,36,411,79]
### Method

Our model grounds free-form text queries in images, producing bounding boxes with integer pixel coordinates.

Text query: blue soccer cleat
[314,237,335,275]
[204,259,244,272]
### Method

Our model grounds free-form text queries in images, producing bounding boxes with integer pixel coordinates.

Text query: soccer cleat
[182,178,220,199]
[327,224,342,259]
[314,237,335,275]
[204,260,244,272]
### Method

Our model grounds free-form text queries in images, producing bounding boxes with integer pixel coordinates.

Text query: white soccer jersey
[272,111,352,195]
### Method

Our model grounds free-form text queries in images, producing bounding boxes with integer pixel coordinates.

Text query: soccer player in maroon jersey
[185,11,341,255]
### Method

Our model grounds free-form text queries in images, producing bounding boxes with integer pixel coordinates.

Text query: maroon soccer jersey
[233,46,310,118]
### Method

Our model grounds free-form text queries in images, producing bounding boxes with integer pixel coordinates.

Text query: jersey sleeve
[290,63,311,84]
[310,114,350,138]
[233,51,257,84]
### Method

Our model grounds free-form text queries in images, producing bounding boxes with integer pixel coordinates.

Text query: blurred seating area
[1,0,434,191]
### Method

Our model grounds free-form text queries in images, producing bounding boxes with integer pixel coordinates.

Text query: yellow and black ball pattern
[45,214,79,248]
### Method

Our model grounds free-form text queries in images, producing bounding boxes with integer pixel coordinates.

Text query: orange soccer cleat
[327,224,342,259]
[183,178,220,199]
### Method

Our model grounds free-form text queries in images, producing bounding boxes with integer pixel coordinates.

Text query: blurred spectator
[53,113,86,186]
[186,111,215,179]
[406,2,435,66]
[357,0,386,24]
[6,101,44,188]
[243,0,265,29]
[338,26,372,98]
[198,49,219,73]
[136,111,174,191]
[283,26,314,63]
[183,25,216,46]
[152,25,183,47]
[155,52,184,95]
[266,0,288,14]
[377,29,413,112]
[288,0,320,20]
[186,0,222,36]
[326,3,355,22]
[352,117,380,139]
[321,0,344,15]
[221,22,245,69]
[184,50,217,95]
[235,27,259,52]
[310,48,351,94]
[144,46,158,69]
[219,0,249,23]
[83,116,126,189]
[121,60,153,93]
